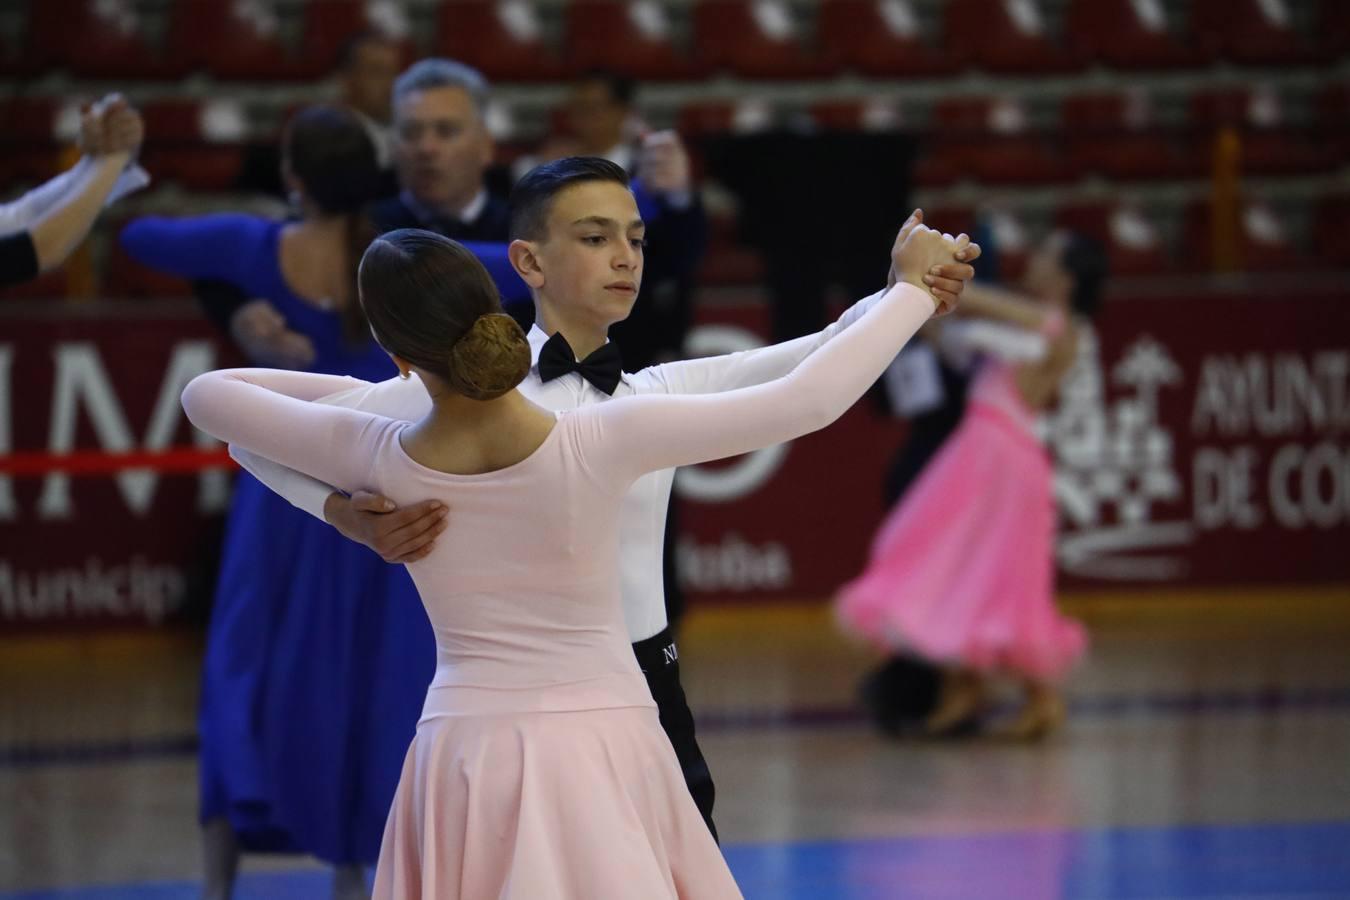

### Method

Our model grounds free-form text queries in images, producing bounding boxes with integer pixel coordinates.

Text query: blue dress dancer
[121,105,525,899]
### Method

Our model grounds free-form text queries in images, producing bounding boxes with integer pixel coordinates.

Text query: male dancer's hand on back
[323,491,449,564]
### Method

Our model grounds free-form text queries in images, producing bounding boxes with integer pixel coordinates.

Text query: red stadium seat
[1184,198,1306,272]
[926,96,1068,185]
[565,0,703,80]
[1191,0,1314,65]
[1055,202,1175,276]
[139,101,248,192]
[1316,83,1350,164]
[692,0,833,78]
[21,0,171,78]
[1190,87,1335,176]
[298,0,415,77]
[944,0,1086,74]
[698,211,765,285]
[1061,91,1197,181]
[0,98,67,184]
[1,96,61,143]
[1317,0,1350,62]
[676,100,777,138]
[819,0,967,77]
[1312,194,1350,267]
[921,206,977,241]
[166,0,302,81]
[809,99,905,133]
[437,0,563,82]
[1064,0,1203,70]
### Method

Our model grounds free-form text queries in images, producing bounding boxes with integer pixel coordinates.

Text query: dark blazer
[369,192,512,243]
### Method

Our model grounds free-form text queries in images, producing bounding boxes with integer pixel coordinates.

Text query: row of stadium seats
[0,192,1340,304]
[698,194,1350,285]
[2,0,1343,82]
[6,82,1345,191]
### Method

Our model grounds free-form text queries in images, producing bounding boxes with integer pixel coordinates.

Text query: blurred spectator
[234,30,403,199]
[196,57,509,362]
[372,57,508,239]
[0,94,148,288]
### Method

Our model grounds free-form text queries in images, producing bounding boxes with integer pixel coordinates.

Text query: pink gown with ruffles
[180,282,938,898]
[835,360,1087,681]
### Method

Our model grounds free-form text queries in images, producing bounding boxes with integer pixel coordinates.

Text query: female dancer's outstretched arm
[579,227,952,489]
[182,370,385,495]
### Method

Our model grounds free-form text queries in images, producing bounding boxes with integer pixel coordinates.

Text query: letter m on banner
[0,341,226,520]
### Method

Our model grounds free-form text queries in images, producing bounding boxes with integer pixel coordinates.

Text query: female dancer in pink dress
[181,205,960,896]
[836,231,1109,740]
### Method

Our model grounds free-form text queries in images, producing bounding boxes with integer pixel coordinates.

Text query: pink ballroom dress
[835,360,1087,681]
[180,282,938,898]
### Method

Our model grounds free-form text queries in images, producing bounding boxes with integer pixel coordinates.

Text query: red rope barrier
[0,448,237,476]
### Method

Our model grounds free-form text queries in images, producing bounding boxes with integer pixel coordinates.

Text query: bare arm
[27,154,132,272]
[956,282,1053,331]
[0,157,148,237]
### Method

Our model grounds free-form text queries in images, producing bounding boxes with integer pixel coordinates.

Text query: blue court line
[4,685,1350,769]
[7,821,1350,899]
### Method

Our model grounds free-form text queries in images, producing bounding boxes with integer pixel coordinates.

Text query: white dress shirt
[231,289,887,642]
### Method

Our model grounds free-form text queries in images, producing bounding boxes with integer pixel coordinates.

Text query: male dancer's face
[528,181,646,331]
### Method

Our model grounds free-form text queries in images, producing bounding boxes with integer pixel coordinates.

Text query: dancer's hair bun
[445,313,531,401]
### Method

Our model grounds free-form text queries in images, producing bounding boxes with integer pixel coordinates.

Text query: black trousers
[631,627,718,842]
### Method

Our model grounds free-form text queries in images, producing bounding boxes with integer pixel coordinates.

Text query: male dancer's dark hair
[507,156,632,241]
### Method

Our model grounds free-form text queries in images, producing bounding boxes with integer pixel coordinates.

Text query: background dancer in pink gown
[181,203,961,894]
[835,230,1110,740]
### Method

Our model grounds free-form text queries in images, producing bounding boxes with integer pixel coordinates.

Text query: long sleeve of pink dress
[179,281,935,900]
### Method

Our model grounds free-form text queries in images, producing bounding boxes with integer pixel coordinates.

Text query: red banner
[0,306,234,631]
[2,288,1347,631]
[676,288,1350,599]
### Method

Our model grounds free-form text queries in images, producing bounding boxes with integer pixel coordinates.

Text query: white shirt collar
[400,187,489,227]
[527,324,549,366]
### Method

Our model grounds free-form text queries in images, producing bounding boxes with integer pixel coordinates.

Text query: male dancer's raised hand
[893,222,968,316]
[888,209,980,315]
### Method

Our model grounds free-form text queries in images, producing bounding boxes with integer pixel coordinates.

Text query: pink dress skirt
[835,362,1086,681]
[374,702,740,899]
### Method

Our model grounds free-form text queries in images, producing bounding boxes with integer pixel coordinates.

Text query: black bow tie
[537,332,623,395]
